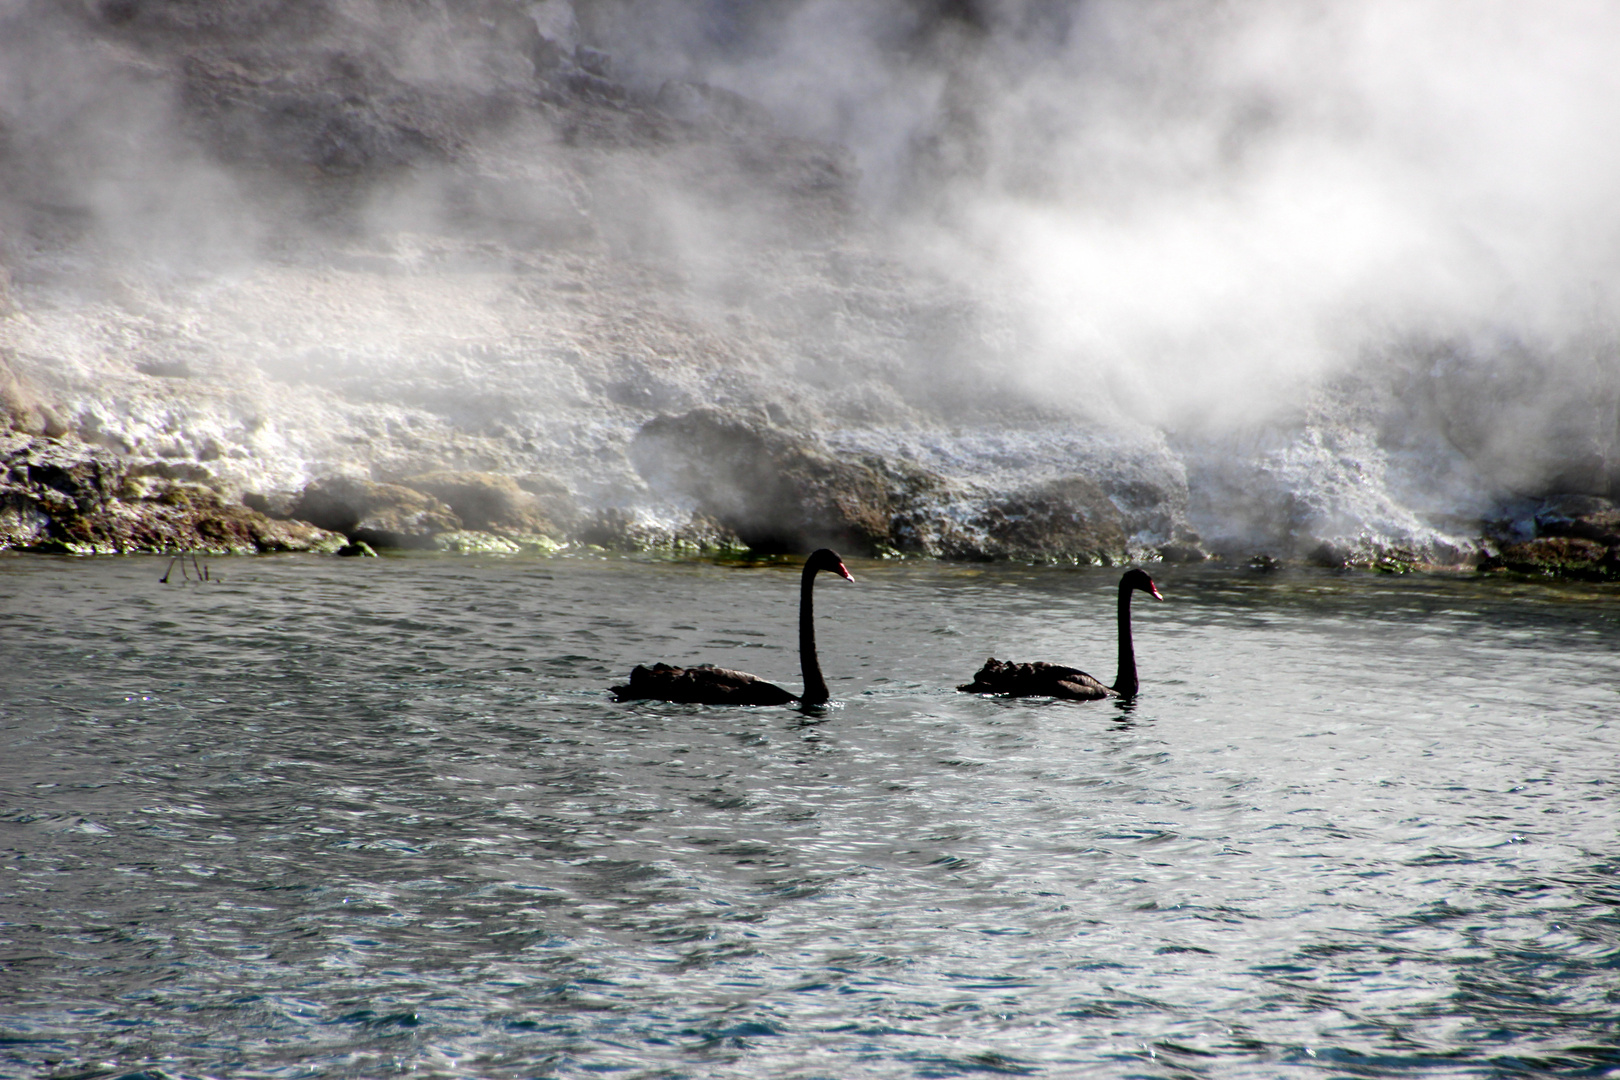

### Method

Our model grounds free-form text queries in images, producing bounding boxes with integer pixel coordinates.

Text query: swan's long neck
[799,563,829,705]
[1113,582,1138,698]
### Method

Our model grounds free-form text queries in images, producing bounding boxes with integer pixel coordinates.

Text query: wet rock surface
[1481,495,1620,580]
[968,477,1129,564]
[630,409,901,555]
[626,409,1171,563]
[2,410,1614,577]
[0,432,343,554]
[1485,537,1617,579]
[398,470,576,538]
[575,508,745,555]
[1533,494,1620,547]
[287,476,462,551]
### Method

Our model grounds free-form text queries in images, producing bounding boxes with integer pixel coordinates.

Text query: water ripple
[0,556,1616,1077]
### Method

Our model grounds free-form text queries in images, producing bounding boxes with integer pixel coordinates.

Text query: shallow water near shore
[1,553,1617,1079]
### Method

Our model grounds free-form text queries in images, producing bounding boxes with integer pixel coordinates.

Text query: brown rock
[630,408,898,554]
[628,410,1149,562]
[398,469,575,536]
[243,511,348,553]
[1486,536,1616,579]
[969,476,1129,564]
[1157,539,1210,564]
[1567,512,1620,547]
[288,475,462,549]
[1534,494,1620,547]
[577,508,745,553]
[0,489,53,549]
[1,352,54,437]
[0,432,345,553]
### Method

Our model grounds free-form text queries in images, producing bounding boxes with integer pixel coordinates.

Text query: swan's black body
[612,549,853,706]
[958,568,1162,701]
[611,661,800,706]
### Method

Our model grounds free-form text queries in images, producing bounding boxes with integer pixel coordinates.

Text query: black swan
[611,548,854,706]
[958,568,1162,701]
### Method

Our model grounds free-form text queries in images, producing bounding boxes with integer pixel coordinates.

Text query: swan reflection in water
[612,548,854,707]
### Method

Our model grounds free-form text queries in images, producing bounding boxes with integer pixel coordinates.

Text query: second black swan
[611,548,854,706]
[958,568,1162,701]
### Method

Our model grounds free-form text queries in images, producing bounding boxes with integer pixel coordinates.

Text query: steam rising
[587,0,1620,430]
[3,0,1618,555]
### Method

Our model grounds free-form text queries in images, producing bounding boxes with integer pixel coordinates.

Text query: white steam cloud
[589,0,1620,435]
[3,0,1617,552]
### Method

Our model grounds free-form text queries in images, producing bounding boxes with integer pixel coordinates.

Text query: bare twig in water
[160,553,214,584]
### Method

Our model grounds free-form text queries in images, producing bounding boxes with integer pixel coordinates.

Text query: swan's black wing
[957,658,1115,701]
[612,663,798,706]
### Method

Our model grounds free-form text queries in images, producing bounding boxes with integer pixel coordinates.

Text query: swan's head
[807,548,855,581]
[1122,568,1162,600]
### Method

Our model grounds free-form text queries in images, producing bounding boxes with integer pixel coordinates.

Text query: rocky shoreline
[5,417,1617,580]
[2,3,1616,581]
[0,430,343,556]
[1477,496,1620,582]
[0,410,1160,563]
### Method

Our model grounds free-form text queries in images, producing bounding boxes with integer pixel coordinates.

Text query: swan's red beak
[838,562,854,581]
[1149,581,1163,600]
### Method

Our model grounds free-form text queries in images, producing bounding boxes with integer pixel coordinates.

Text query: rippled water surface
[2,553,1617,1079]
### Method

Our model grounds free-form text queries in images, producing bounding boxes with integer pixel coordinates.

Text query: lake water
[2,553,1617,1079]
